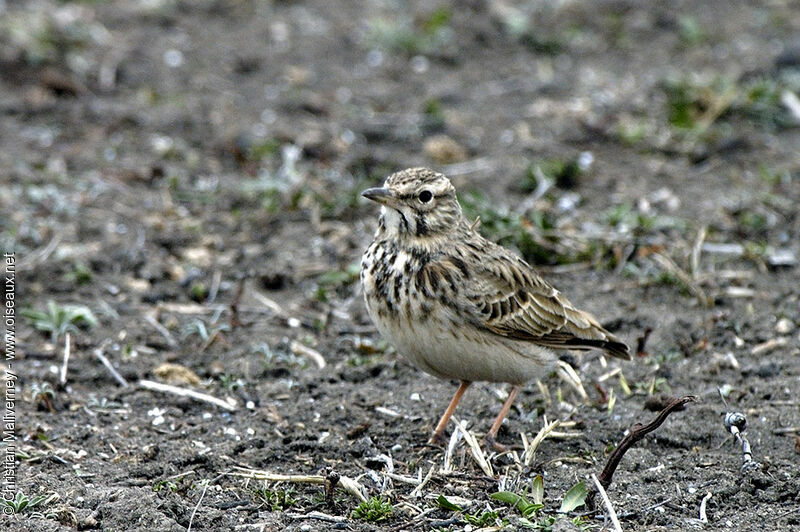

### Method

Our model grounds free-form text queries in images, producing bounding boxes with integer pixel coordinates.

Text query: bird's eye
[418,190,433,203]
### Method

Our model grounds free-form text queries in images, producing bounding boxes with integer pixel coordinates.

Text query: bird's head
[362,167,464,239]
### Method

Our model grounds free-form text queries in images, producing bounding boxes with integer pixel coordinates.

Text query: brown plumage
[361,167,629,447]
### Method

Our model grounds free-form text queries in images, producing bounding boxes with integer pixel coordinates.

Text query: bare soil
[2,1,800,530]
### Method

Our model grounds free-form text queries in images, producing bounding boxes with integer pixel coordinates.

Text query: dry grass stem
[287,511,347,523]
[289,340,326,369]
[781,90,800,122]
[93,347,130,387]
[591,473,623,532]
[409,465,435,498]
[751,337,787,355]
[523,418,561,466]
[59,332,71,386]
[187,479,210,532]
[651,252,711,307]
[230,467,367,502]
[442,424,462,473]
[143,313,178,348]
[452,418,494,477]
[17,232,62,269]
[139,379,237,411]
[252,291,286,315]
[699,491,712,523]
[690,225,707,277]
[556,360,588,403]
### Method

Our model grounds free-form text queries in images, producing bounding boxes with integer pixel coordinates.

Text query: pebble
[423,134,468,164]
[775,318,793,334]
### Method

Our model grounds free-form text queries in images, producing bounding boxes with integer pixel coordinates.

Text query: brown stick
[635,327,653,357]
[229,277,246,328]
[598,395,696,491]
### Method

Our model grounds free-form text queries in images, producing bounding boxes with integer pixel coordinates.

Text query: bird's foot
[482,434,509,453]
[428,431,448,447]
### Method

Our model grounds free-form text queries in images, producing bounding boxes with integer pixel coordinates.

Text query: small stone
[153,363,201,386]
[424,135,468,164]
[767,248,797,268]
[775,318,794,334]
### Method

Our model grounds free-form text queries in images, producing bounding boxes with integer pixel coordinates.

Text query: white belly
[372,307,556,384]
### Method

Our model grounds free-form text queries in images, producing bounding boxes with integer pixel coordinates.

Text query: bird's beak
[361,187,393,205]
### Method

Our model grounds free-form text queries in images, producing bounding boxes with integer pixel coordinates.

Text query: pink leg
[429,381,472,444]
[484,385,520,450]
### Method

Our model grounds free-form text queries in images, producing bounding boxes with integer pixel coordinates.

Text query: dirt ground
[2,0,800,530]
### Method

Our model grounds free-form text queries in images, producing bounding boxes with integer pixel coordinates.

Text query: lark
[360,167,630,447]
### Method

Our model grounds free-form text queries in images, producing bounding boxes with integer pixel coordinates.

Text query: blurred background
[1,1,799,530]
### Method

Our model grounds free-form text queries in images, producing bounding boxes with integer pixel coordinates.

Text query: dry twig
[139,379,237,411]
[59,333,71,387]
[93,346,130,387]
[597,395,696,491]
[229,467,367,502]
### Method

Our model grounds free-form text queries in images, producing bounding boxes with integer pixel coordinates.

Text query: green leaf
[531,475,544,505]
[559,482,588,513]
[437,494,463,512]
[491,491,527,507]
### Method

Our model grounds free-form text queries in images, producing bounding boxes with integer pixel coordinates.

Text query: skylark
[361,167,630,447]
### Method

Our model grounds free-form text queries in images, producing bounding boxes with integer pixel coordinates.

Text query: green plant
[352,496,393,522]
[520,158,585,192]
[492,478,590,530]
[438,495,507,527]
[677,16,705,46]
[365,8,453,56]
[69,263,93,285]
[22,300,97,342]
[314,263,360,302]
[253,343,306,370]
[152,479,179,493]
[182,319,230,342]
[1,491,48,514]
[218,373,243,392]
[253,486,297,511]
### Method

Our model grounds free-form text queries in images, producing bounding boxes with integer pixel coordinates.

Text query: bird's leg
[483,385,520,451]
[429,381,472,445]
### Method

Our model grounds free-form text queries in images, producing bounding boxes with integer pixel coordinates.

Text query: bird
[360,167,630,448]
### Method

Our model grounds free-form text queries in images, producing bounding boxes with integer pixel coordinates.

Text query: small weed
[253,486,297,511]
[253,343,306,370]
[438,495,507,527]
[604,203,656,233]
[28,382,56,413]
[218,374,244,392]
[423,98,446,131]
[69,263,93,285]
[153,474,194,495]
[663,75,797,135]
[189,282,208,302]
[352,496,393,522]
[365,8,453,56]
[677,16,705,46]
[314,263,360,302]
[634,376,671,395]
[520,157,586,192]
[22,300,97,343]
[182,319,229,342]
[1,491,48,514]
[153,479,179,493]
[492,478,590,530]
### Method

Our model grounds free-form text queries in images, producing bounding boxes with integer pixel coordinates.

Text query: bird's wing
[436,243,630,360]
